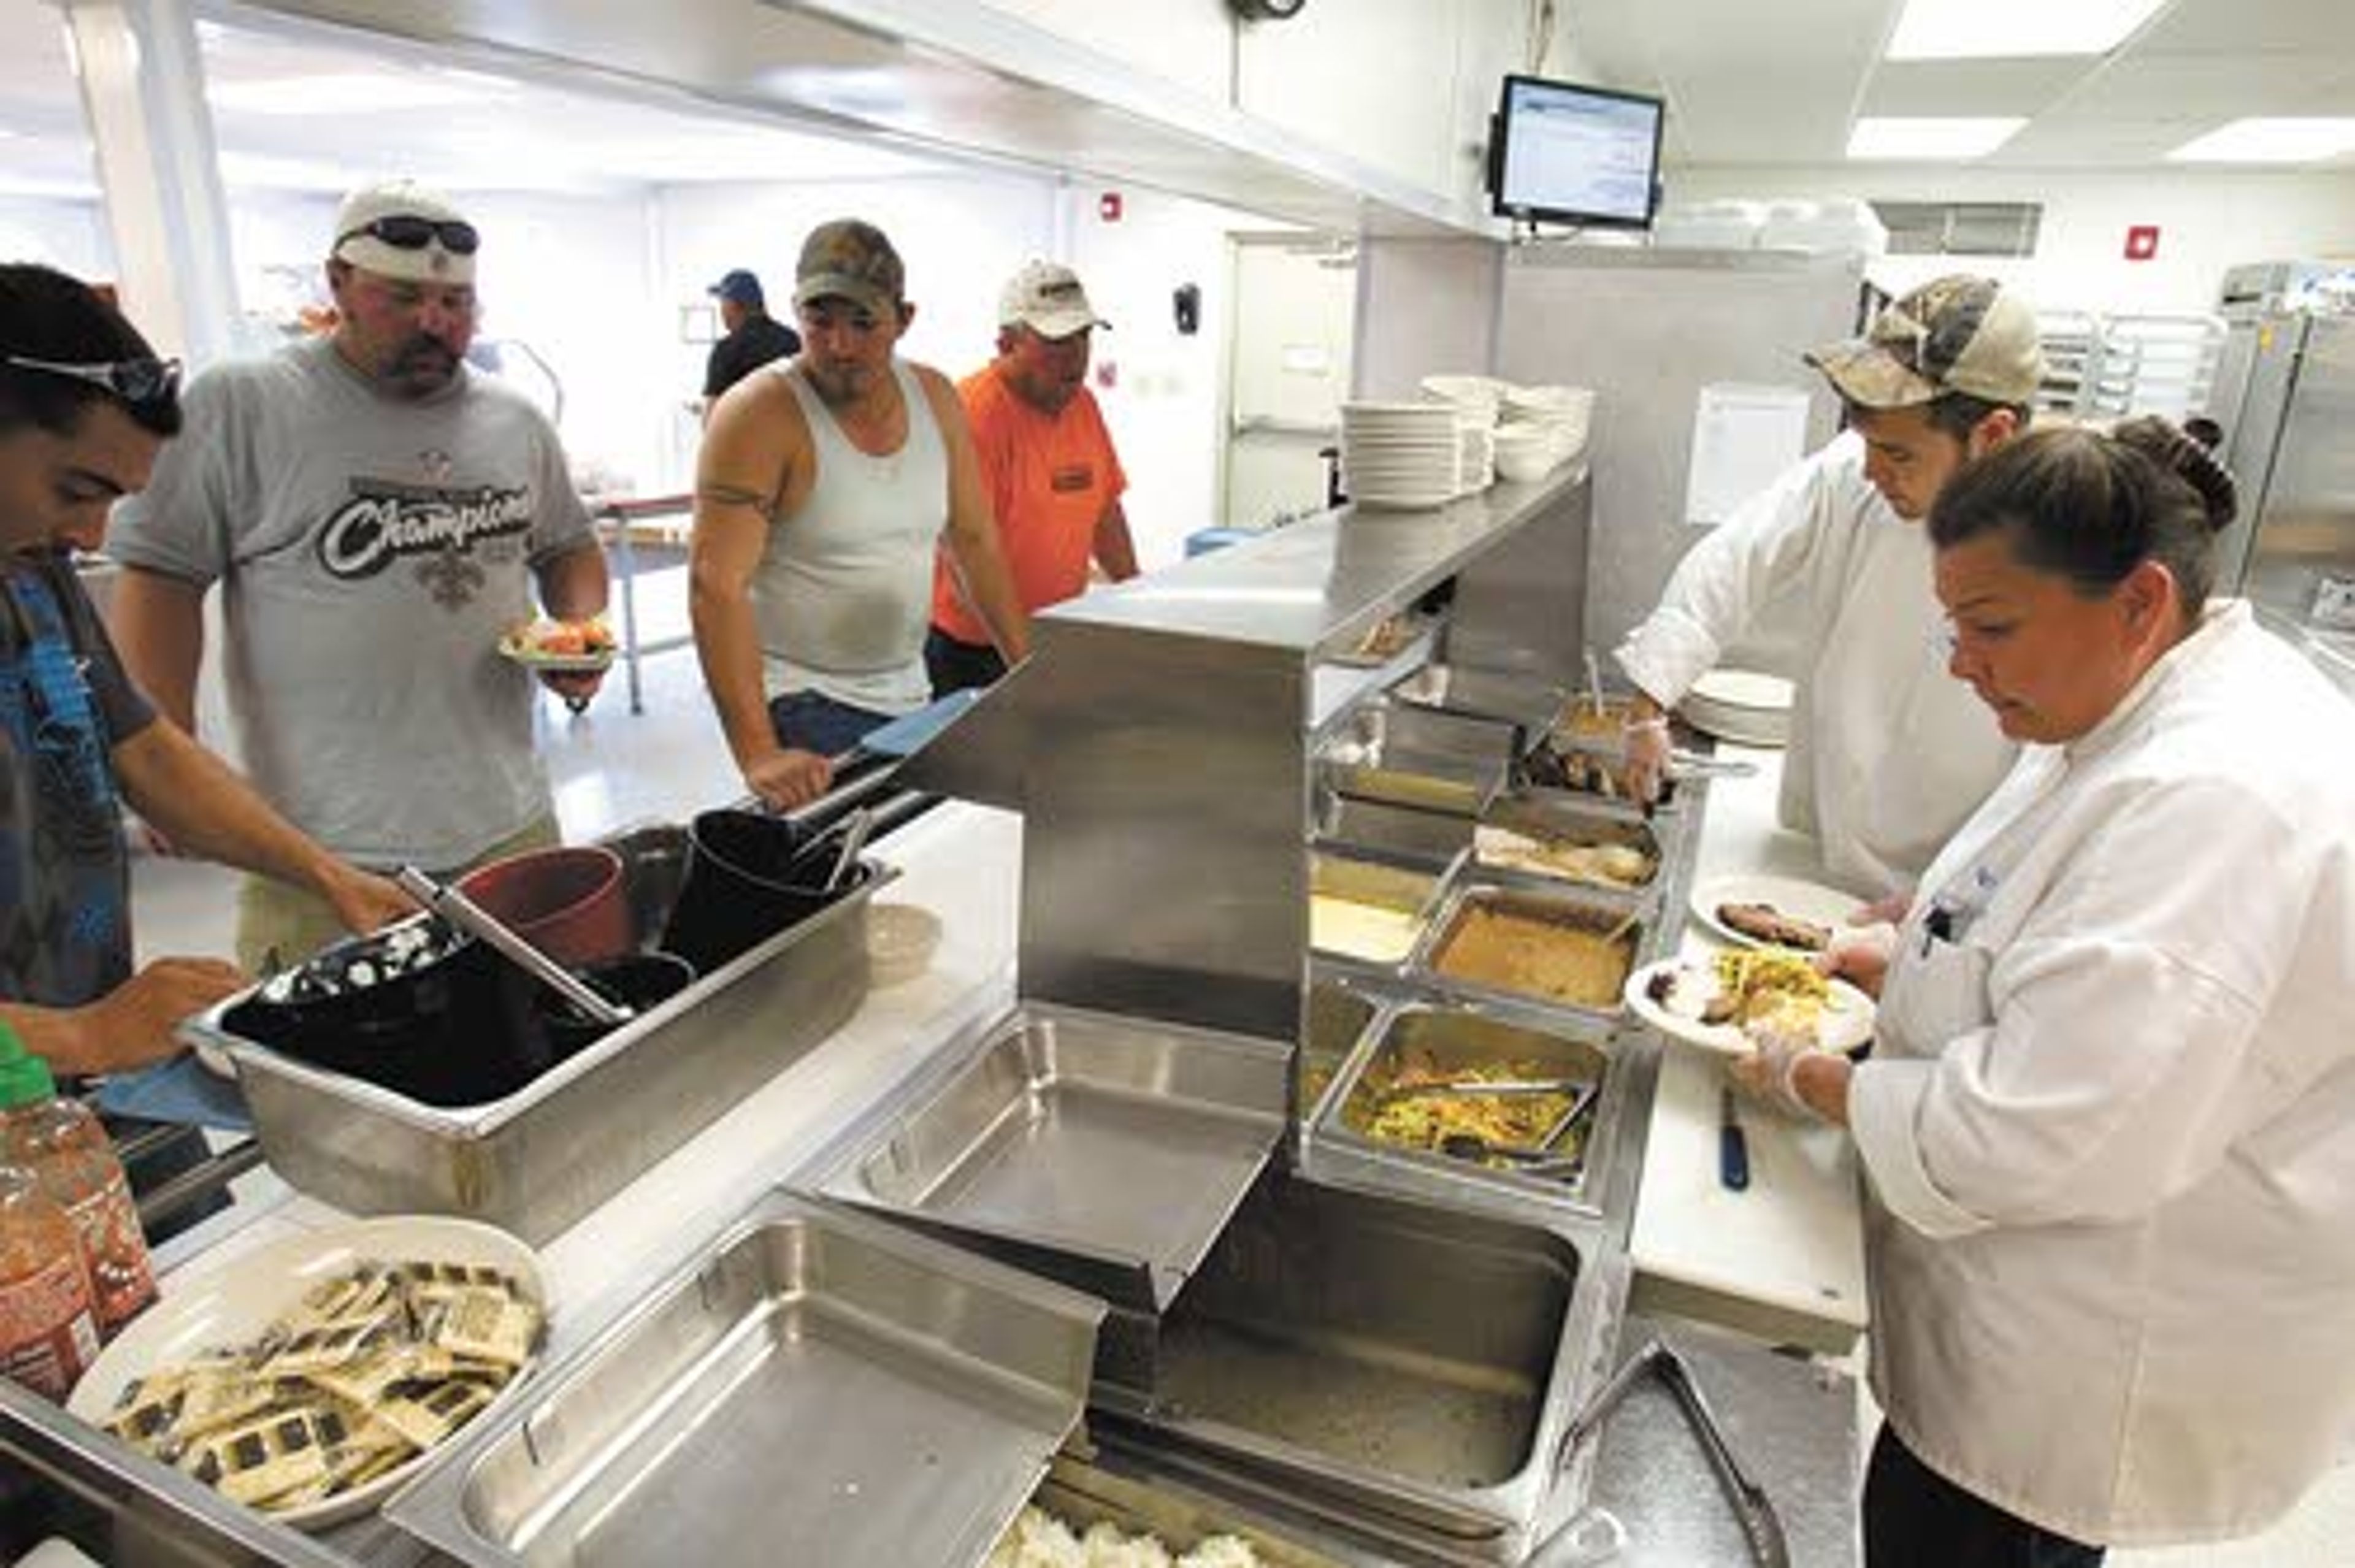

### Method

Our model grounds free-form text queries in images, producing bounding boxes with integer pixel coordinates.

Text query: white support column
[60,0,242,367]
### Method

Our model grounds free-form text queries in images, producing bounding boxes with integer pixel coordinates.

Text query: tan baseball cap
[331,179,478,286]
[1806,275,2043,408]
[999,259,1109,339]
[792,218,905,317]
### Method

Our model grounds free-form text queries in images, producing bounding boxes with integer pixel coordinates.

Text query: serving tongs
[394,866,633,1029]
[1380,1077,1601,1173]
[1541,1336,1791,1567]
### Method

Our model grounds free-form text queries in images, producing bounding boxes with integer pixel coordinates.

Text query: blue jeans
[767,689,892,757]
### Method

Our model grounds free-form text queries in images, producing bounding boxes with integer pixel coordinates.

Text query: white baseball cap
[331,179,479,286]
[998,259,1108,339]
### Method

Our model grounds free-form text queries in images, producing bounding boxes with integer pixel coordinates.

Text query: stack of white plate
[1457,424,1495,494]
[1418,373,1506,430]
[1680,667,1794,747]
[1499,384,1595,471]
[1342,402,1464,510]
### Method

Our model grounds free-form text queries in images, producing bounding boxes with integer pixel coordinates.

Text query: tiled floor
[124,605,2355,1566]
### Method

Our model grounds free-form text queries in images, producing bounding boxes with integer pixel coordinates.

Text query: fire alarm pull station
[1099,191,1124,222]
[2124,224,2160,261]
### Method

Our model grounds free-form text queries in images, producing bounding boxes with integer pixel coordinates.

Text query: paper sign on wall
[1685,383,1811,527]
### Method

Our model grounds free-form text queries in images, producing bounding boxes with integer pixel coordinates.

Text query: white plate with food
[497,619,615,673]
[69,1215,546,1531]
[1623,950,1876,1059]
[1689,874,1868,953]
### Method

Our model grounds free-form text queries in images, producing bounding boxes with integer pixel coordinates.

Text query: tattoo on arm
[697,483,779,521]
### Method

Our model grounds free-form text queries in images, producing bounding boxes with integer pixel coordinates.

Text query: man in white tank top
[691,219,1028,809]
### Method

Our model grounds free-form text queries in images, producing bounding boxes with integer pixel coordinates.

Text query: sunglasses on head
[4,353,183,406]
[337,215,481,256]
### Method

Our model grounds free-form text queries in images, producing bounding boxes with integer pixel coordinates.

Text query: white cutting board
[1629,1043,1867,1356]
[1630,744,1869,1355]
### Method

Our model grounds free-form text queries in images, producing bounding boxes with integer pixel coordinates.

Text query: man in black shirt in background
[702,269,801,419]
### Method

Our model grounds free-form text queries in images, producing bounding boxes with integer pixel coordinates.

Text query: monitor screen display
[1492,75,1664,229]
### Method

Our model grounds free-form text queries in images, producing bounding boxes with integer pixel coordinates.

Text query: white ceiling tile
[1860,56,2099,115]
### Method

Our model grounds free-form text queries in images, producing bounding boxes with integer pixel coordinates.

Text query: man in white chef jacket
[1615,275,2037,897]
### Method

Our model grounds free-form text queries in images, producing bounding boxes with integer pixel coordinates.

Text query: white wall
[1669,165,2355,316]
[1060,184,1239,568]
[0,195,112,279]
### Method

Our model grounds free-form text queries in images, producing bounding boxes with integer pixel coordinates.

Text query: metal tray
[1315,700,1517,818]
[1019,1448,1354,1566]
[1312,999,1623,1217]
[818,1002,1289,1315]
[194,835,884,1245]
[1389,663,1572,738]
[1410,881,1644,1026]
[1300,973,1385,1128]
[387,1191,1103,1568]
[1320,794,1664,898]
[1308,847,1454,971]
[1093,1168,1625,1564]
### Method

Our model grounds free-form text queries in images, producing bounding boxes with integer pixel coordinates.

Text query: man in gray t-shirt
[109,180,608,969]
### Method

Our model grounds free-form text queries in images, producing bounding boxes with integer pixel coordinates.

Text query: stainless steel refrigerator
[2216,310,2355,636]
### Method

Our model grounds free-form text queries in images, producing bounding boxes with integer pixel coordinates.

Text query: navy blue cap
[708,269,764,307]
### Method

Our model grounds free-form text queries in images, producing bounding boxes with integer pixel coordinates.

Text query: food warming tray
[816,1001,1289,1315]
[386,1191,1103,1568]
[1315,699,1517,817]
[1410,880,1645,1027]
[1092,1168,1625,1564]
[191,834,885,1245]
[1309,998,1625,1218]
[1318,793,1663,897]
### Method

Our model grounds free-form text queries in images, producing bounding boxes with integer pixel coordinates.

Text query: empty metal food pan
[1095,1169,1625,1562]
[1316,700,1517,817]
[819,1002,1288,1314]
[386,1190,1103,1568]
[1314,1000,1622,1216]
[1411,882,1645,1025]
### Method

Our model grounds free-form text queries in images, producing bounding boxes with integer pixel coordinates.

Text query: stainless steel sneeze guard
[386,1190,1104,1568]
[191,866,886,1246]
[814,1001,1290,1315]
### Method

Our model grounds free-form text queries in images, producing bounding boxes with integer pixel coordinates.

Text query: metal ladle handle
[394,866,632,1028]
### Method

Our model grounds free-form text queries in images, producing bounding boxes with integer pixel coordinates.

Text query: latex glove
[1819,920,1899,1000]
[1619,715,1672,805]
[1726,1017,1820,1122]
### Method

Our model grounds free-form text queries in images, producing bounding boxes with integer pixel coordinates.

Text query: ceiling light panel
[1848,117,2028,159]
[1886,0,2169,61]
[2167,118,2355,163]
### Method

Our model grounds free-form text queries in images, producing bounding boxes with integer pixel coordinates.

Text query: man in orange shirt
[927,260,1137,694]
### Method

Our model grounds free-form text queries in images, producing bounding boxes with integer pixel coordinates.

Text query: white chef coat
[1615,432,2015,895]
[1848,600,2355,1547]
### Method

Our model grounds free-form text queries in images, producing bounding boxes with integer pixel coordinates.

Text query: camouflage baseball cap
[792,218,905,317]
[1806,275,2043,409]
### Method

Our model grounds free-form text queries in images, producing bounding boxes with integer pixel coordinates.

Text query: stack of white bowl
[1484,384,1595,483]
[1340,402,1463,510]
[1679,667,1794,748]
[1417,373,1506,431]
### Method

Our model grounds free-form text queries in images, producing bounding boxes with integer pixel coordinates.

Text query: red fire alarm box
[1098,191,1124,223]
[2124,224,2160,261]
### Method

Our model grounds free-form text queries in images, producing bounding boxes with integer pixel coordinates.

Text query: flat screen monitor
[1490,74,1664,230]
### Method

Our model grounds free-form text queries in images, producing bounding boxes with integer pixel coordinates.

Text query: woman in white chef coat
[1736,416,2355,1566]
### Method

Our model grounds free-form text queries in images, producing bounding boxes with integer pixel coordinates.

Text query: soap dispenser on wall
[1173,282,1201,336]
